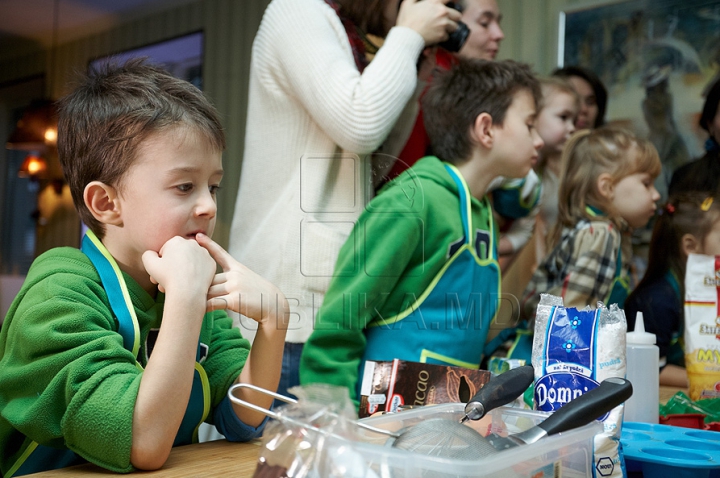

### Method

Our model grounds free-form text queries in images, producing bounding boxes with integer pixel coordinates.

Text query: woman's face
[567,76,599,129]
[457,0,504,60]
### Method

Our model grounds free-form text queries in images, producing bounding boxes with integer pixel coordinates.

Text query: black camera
[438,2,469,53]
[399,0,470,53]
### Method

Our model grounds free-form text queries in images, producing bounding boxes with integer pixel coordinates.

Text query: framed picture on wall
[559,0,720,198]
[88,30,204,90]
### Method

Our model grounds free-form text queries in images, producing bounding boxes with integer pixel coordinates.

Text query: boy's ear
[84,181,122,226]
[470,113,494,149]
[681,233,700,256]
[596,173,614,199]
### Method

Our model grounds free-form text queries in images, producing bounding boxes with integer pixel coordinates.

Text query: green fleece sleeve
[0,269,141,473]
[299,187,423,404]
[200,311,251,413]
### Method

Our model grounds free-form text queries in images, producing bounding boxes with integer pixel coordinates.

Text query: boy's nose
[195,190,217,217]
[533,128,544,150]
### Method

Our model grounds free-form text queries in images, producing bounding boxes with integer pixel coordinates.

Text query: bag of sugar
[532,294,627,478]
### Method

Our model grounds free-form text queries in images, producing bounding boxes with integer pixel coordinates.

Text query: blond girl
[522,127,661,320]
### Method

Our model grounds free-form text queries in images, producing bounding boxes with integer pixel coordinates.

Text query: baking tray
[621,421,720,478]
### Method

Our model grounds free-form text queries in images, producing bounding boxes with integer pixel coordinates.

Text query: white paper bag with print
[684,253,720,401]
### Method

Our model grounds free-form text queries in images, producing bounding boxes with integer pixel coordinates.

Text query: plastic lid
[626,311,656,345]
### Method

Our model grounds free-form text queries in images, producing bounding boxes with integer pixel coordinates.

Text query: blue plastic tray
[621,422,720,478]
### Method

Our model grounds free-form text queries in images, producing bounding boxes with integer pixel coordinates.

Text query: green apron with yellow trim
[361,164,500,372]
[6,231,210,477]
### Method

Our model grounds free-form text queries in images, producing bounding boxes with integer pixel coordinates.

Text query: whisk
[229,383,489,460]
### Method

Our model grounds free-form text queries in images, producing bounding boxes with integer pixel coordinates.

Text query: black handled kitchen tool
[461,365,535,423]
[487,377,633,451]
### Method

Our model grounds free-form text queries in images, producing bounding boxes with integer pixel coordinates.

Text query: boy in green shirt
[0,60,288,476]
[300,59,543,410]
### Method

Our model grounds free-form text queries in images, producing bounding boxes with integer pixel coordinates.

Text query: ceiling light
[18,154,48,179]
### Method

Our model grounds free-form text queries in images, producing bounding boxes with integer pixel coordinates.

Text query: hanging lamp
[7,0,60,153]
[6,99,58,152]
[17,153,48,179]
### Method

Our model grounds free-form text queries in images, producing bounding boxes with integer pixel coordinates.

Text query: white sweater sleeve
[257,0,425,154]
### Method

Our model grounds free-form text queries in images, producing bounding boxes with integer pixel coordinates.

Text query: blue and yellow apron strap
[444,163,472,245]
[5,441,38,478]
[585,204,605,218]
[81,231,141,358]
[445,163,496,259]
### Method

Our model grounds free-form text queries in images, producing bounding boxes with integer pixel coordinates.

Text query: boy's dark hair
[421,59,540,165]
[57,58,225,238]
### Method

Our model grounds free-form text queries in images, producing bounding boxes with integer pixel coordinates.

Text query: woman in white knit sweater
[228,0,459,400]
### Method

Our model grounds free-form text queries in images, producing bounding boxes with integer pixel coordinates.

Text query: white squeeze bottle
[625,312,659,423]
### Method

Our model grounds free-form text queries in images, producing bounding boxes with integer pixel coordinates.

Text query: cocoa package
[358,359,491,418]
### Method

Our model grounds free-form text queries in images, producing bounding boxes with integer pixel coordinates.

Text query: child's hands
[142,236,216,296]
[196,233,288,326]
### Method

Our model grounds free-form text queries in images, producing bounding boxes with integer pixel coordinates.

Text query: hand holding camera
[397,0,466,50]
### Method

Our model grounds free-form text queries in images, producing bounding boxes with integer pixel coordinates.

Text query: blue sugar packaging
[531,294,627,478]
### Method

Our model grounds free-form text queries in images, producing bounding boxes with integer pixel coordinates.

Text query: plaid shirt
[521,218,632,321]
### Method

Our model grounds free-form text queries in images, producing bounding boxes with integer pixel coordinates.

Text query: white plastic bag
[532,294,627,478]
[252,384,379,478]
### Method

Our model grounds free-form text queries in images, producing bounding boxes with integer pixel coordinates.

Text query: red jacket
[386,48,459,180]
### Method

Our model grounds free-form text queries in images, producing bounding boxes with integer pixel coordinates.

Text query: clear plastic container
[342,404,603,478]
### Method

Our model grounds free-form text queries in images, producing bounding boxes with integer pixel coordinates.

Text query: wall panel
[0,0,269,249]
[2,0,614,251]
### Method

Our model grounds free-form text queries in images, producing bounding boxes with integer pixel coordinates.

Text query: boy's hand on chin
[195,233,288,325]
[142,236,216,295]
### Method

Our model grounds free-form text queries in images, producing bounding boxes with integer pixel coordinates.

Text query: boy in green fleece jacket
[0,60,288,476]
[299,59,544,410]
